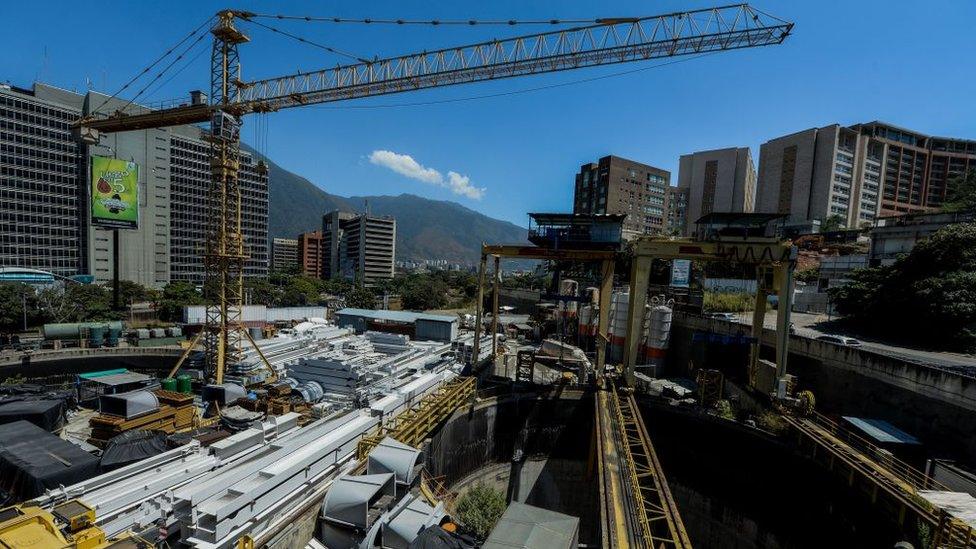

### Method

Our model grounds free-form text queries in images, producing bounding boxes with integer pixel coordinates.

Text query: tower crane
[76,5,792,384]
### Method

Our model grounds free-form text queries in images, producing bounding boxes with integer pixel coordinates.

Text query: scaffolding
[356,376,475,460]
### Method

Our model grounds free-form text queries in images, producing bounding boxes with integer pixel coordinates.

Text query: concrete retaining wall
[672,314,976,465]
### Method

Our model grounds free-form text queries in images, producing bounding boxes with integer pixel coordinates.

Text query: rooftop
[336,308,457,324]
[482,502,579,549]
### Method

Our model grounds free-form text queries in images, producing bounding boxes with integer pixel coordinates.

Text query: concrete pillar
[774,261,795,380]
[472,252,487,365]
[748,268,768,389]
[595,259,614,375]
[623,256,651,386]
[491,256,500,357]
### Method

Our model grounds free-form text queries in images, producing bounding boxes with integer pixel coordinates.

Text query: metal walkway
[785,411,976,548]
[596,382,692,549]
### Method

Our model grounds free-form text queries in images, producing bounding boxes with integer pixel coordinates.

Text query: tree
[117,280,153,305]
[280,275,321,306]
[0,283,36,331]
[401,275,448,310]
[345,285,376,309]
[829,222,976,351]
[942,170,976,213]
[455,483,506,539]
[158,282,203,321]
[37,286,80,323]
[819,214,845,233]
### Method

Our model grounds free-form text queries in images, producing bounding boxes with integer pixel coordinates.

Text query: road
[733,311,976,373]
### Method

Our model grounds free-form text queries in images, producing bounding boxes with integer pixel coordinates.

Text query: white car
[707,312,738,322]
[816,334,861,346]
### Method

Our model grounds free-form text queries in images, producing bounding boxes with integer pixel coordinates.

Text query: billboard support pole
[112,229,121,311]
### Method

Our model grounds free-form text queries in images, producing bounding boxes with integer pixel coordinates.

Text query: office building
[756,121,975,228]
[322,210,395,283]
[573,155,671,237]
[665,187,689,235]
[869,210,975,267]
[271,238,298,272]
[297,230,323,278]
[0,83,83,279]
[0,81,269,287]
[677,147,756,235]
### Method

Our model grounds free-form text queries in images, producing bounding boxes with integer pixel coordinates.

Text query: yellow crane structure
[76,5,792,384]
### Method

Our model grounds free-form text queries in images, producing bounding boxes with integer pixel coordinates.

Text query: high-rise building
[0,83,83,279]
[0,81,269,287]
[677,147,756,235]
[756,122,975,228]
[665,187,689,235]
[297,230,323,278]
[270,238,298,272]
[321,210,395,283]
[573,155,672,237]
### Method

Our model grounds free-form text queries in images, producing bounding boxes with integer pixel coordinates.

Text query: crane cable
[91,14,215,115]
[116,29,212,115]
[239,18,370,63]
[247,14,612,26]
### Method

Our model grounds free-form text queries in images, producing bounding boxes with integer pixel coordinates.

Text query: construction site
[3,5,976,549]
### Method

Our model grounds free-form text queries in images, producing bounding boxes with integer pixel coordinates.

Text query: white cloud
[446,171,485,200]
[368,150,485,200]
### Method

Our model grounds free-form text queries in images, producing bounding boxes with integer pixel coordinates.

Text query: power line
[240,18,370,63]
[307,52,720,110]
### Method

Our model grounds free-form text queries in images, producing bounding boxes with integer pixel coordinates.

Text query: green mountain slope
[258,150,527,263]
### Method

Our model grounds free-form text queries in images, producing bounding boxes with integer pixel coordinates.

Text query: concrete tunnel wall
[670,314,976,467]
[424,391,601,544]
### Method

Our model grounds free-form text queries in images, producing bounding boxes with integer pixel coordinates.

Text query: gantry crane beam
[75,4,792,386]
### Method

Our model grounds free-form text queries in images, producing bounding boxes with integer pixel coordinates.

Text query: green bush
[455,483,506,539]
[703,291,753,313]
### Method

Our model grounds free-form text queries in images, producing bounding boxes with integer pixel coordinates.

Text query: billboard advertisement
[91,156,139,229]
[670,259,691,288]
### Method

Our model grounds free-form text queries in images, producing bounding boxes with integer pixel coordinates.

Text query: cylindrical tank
[105,327,121,347]
[89,325,107,348]
[641,305,672,371]
[176,374,193,394]
[249,327,264,341]
[161,378,178,392]
[558,279,579,317]
[43,321,124,340]
[607,291,629,363]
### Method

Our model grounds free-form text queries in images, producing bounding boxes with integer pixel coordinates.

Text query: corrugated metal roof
[842,417,921,445]
[337,308,457,324]
[85,372,152,387]
[482,502,579,549]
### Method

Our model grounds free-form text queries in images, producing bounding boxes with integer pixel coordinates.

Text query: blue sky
[6,1,975,226]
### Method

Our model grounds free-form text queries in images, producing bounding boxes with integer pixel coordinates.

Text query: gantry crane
[76,5,792,384]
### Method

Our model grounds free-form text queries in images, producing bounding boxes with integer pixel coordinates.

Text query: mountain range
[252,147,528,264]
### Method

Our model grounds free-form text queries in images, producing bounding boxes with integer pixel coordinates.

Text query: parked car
[816,334,861,346]
[707,312,738,321]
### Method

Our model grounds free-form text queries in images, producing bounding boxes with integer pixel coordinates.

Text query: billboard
[670,259,691,288]
[91,156,139,229]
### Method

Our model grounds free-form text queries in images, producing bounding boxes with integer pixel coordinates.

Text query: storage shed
[336,309,458,342]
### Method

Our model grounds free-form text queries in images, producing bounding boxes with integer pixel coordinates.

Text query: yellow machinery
[0,500,147,549]
[76,6,792,386]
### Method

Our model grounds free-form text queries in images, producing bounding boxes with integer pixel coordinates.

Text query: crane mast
[77,5,792,384]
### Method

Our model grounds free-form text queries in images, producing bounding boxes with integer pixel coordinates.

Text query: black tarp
[409,526,477,549]
[100,430,169,471]
[0,420,100,504]
[0,399,67,431]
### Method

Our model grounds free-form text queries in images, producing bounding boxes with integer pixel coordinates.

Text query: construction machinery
[75,5,792,385]
[0,500,148,549]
